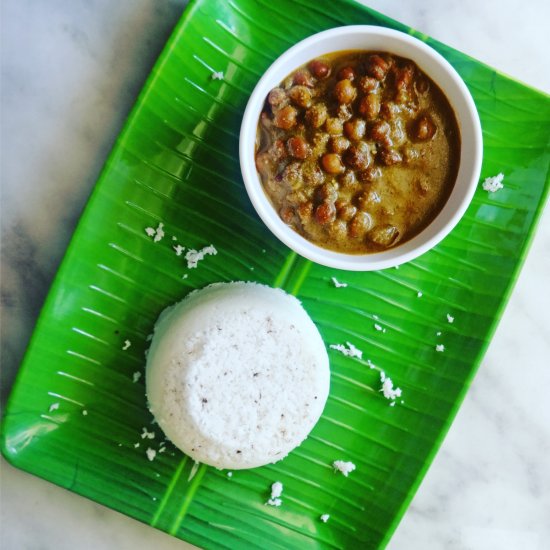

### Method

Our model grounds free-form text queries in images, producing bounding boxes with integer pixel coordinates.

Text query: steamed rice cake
[146,282,330,469]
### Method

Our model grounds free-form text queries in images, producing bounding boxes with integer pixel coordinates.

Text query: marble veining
[1,0,549,549]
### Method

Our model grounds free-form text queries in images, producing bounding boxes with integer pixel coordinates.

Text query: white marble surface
[1,0,549,548]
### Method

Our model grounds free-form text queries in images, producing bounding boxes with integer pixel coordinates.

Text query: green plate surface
[2,0,549,548]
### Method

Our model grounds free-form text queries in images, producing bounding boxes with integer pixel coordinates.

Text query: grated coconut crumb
[266,481,283,506]
[329,342,363,359]
[333,460,356,477]
[436,344,445,352]
[482,173,504,193]
[185,245,217,269]
[320,514,330,523]
[380,371,402,402]
[331,277,348,288]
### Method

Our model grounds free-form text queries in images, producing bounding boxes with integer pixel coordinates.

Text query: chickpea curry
[255,51,461,253]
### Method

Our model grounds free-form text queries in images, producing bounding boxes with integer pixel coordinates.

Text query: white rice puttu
[146,281,330,470]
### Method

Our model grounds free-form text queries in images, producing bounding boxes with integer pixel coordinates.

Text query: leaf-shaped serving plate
[2,0,549,548]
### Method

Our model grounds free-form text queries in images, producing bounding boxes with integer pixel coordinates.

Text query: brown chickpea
[293,69,315,87]
[380,101,400,121]
[308,59,331,79]
[357,166,382,183]
[306,103,328,128]
[274,105,297,129]
[303,164,324,186]
[325,117,344,135]
[314,201,337,225]
[297,200,313,222]
[370,120,391,144]
[330,136,350,154]
[337,66,356,81]
[288,86,312,109]
[344,142,371,170]
[368,224,400,247]
[337,103,353,121]
[414,114,437,141]
[268,87,287,107]
[321,153,345,174]
[349,212,373,238]
[378,147,403,166]
[282,162,303,186]
[279,206,294,224]
[344,118,367,141]
[287,136,309,159]
[328,219,348,240]
[334,79,357,104]
[365,54,390,80]
[335,200,357,222]
[358,76,379,94]
[316,182,338,203]
[339,170,358,188]
[359,94,380,120]
[395,63,414,92]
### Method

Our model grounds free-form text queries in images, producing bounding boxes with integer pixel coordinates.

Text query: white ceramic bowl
[239,26,483,271]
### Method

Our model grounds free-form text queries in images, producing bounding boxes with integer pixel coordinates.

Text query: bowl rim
[239,25,483,271]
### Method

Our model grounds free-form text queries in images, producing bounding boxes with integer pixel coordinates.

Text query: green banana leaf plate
[2,0,549,548]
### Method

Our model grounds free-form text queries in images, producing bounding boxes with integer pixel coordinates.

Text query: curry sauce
[255,51,461,253]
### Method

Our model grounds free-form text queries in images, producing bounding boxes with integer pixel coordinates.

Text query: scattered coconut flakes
[390,401,396,407]
[158,446,166,453]
[122,339,131,351]
[173,244,186,256]
[185,245,217,269]
[172,236,177,241]
[48,403,59,412]
[82,410,88,416]
[182,274,188,280]
[329,342,363,359]
[374,323,386,333]
[417,291,423,298]
[394,265,399,269]
[436,331,442,336]
[372,314,379,320]
[227,471,233,478]
[141,427,155,440]
[211,70,224,80]
[333,460,356,477]
[145,448,156,461]
[266,481,283,506]
[331,277,348,288]
[134,443,140,448]
[482,173,504,193]
[380,371,402,401]
[320,514,330,523]
[145,222,165,242]
[447,313,455,324]
[436,344,445,352]
[132,371,142,383]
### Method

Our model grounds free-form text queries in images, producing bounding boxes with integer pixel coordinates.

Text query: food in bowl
[255,51,461,254]
[145,282,330,470]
